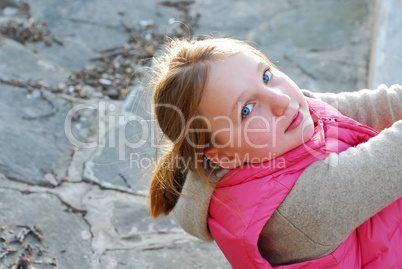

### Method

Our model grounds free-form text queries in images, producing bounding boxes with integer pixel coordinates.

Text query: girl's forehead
[210,51,267,69]
[208,52,266,81]
[199,52,264,118]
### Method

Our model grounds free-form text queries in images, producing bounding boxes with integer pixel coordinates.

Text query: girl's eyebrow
[257,61,266,74]
[229,61,266,118]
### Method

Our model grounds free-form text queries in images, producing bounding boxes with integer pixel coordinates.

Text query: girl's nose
[269,91,291,116]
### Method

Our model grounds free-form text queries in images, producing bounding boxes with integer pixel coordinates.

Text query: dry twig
[0,19,63,46]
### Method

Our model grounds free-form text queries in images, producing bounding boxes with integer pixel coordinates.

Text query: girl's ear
[204,147,241,169]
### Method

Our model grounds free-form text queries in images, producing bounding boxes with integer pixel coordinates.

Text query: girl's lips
[285,110,303,132]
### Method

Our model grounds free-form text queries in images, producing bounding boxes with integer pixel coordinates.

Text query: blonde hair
[148,37,274,217]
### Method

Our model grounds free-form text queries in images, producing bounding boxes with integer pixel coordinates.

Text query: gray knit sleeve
[302,84,402,131]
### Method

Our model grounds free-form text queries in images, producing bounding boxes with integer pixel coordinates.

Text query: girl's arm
[302,84,402,131]
[260,119,402,265]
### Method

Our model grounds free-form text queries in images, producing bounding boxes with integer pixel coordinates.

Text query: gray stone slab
[52,181,93,211]
[83,141,153,193]
[194,0,374,93]
[0,174,228,268]
[0,38,70,87]
[0,85,93,185]
[100,240,230,269]
[82,87,153,193]
[0,186,93,268]
[23,0,192,72]
[81,182,173,255]
[81,185,229,268]
[369,0,402,88]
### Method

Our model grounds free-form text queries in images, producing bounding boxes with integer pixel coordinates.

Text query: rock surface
[0,0,399,268]
[369,0,402,88]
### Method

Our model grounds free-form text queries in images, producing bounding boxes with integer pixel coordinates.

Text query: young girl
[147,37,402,268]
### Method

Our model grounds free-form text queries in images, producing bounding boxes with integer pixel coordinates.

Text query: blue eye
[263,70,272,84]
[242,103,254,118]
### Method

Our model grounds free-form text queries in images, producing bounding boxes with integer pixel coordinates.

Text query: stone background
[0,0,400,268]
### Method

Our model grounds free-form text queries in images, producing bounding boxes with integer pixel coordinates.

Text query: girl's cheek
[244,118,273,137]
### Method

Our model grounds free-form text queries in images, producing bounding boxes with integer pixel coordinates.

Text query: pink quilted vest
[208,98,402,268]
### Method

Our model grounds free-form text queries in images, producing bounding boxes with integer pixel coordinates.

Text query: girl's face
[198,52,314,169]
